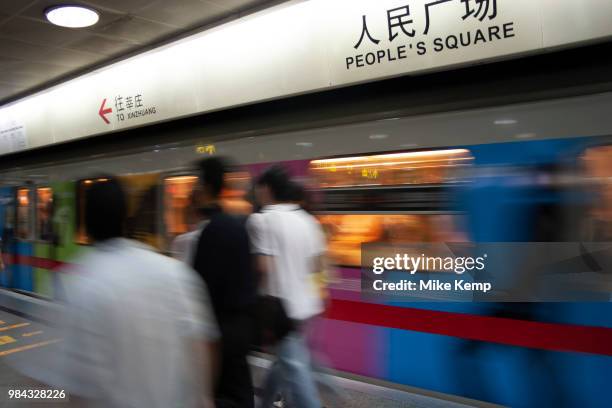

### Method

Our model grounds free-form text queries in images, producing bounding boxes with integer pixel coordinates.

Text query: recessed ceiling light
[296,142,313,147]
[45,5,99,28]
[369,134,388,140]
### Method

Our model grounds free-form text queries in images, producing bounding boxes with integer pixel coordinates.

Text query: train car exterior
[0,122,610,407]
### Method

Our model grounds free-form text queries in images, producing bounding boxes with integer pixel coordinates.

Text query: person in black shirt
[192,157,257,408]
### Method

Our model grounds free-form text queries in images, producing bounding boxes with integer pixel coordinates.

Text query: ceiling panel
[0,0,37,16]
[7,62,69,78]
[0,38,51,61]
[0,0,282,104]
[130,0,226,28]
[90,15,177,43]
[67,34,138,56]
[0,72,51,88]
[40,47,104,68]
[0,55,21,67]
[0,17,90,47]
[81,0,157,14]
[0,83,26,95]
[210,0,268,12]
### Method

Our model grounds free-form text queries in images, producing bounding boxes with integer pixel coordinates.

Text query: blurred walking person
[49,176,219,408]
[171,186,206,264]
[192,157,258,408]
[248,166,325,408]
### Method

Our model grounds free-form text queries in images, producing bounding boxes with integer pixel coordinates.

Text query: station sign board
[0,0,611,155]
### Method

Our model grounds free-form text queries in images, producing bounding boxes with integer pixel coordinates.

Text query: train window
[221,171,252,216]
[76,179,92,244]
[36,187,54,242]
[76,175,162,247]
[163,171,252,244]
[75,178,110,245]
[121,173,161,249]
[310,149,472,188]
[16,188,32,240]
[164,175,198,242]
[582,145,612,240]
[318,214,467,266]
[310,149,473,267]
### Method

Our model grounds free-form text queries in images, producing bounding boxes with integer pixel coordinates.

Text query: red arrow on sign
[98,98,112,124]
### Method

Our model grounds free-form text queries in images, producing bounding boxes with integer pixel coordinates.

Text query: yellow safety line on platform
[22,331,43,338]
[0,323,30,332]
[0,335,16,345]
[0,339,61,357]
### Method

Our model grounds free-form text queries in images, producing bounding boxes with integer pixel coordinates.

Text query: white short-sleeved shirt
[247,204,325,321]
[50,238,219,408]
[170,221,209,264]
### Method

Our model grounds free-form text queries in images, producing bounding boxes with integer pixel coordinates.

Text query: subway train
[1,91,612,408]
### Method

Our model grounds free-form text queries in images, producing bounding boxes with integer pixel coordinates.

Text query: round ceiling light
[45,5,99,28]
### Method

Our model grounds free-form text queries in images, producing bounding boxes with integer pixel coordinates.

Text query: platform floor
[0,302,498,408]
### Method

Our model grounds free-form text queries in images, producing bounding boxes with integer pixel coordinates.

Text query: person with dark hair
[84,177,127,241]
[289,181,306,205]
[248,165,325,408]
[192,157,258,408]
[256,165,295,202]
[41,176,219,408]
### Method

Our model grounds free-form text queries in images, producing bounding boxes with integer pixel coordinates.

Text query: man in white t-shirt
[44,177,218,408]
[247,165,324,408]
[171,187,208,264]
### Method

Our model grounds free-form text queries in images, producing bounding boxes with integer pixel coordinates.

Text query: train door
[162,170,252,255]
[13,186,34,292]
[581,144,612,241]
[0,187,15,288]
[76,175,163,249]
[163,174,198,252]
[118,173,162,250]
[32,185,56,298]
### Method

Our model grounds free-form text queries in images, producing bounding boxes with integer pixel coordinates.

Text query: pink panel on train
[308,317,387,379]
[245,160,310,179]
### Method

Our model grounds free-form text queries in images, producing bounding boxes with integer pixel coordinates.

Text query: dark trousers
[215,314,254,408]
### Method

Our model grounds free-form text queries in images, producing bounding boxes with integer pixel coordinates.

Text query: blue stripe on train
[385,326,612,408]
[12,241,33,291]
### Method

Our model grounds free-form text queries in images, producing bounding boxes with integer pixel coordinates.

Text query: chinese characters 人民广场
[354,0,499,49]
[345,0,511,71]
